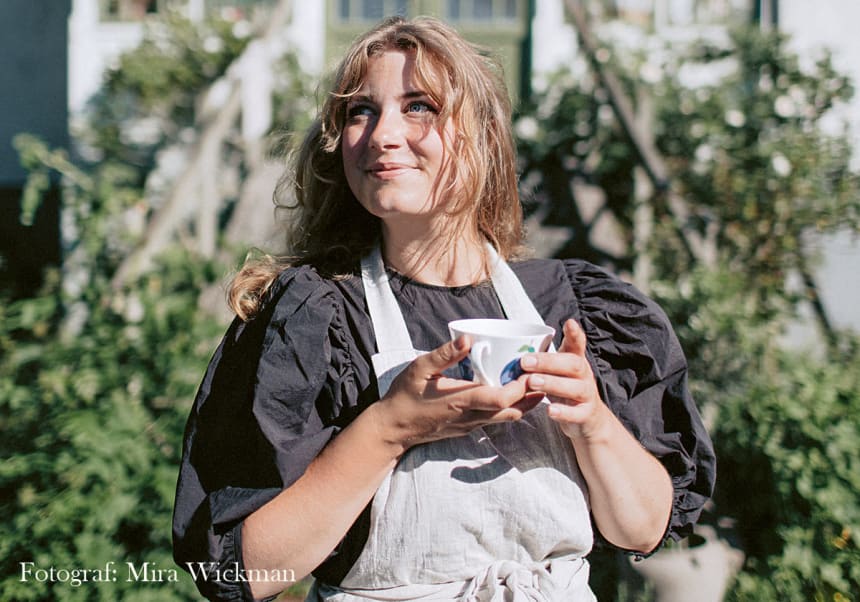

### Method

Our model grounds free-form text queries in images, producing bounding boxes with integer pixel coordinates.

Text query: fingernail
[454,336,467,351]
[521,355,537,368]
[529,375,545,387]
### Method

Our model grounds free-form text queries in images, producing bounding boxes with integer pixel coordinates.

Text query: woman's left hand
[519,319,610,440]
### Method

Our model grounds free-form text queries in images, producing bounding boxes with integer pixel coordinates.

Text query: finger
[519,351,591,378]
[487,407,527,423]
[433,378,527,411]
[558,319,587,356]
[434,374,525,395]
[546,401,592,424]
[458,407,524,426]
[525,373,595,403]
[469,379,528,411]
[416,335,471,376]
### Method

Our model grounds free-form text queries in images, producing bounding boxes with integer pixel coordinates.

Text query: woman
[172,16,715,602]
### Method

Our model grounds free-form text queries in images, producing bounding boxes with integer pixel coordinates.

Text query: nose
[368,107,405,150]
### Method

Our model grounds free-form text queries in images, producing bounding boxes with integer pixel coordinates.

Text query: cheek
[341,134,366,203]
[427,122,454,165]
[341,125,366,164]
[341,139,358,167]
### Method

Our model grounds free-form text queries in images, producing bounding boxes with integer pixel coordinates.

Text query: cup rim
[448,318,555,339]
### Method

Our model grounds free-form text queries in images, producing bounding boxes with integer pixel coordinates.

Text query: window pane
[207,0,277,10]
[103,0,119,16]
[363,0,384,19]
[448,0,461,20]
[473,0,492,20]
[394,0,408,16]
[340,0,350,19]
[505,0,517,18]
[102,0,159,20]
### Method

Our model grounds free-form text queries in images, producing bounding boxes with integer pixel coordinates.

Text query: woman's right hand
[242,337,533,599]
[372,335,538,451]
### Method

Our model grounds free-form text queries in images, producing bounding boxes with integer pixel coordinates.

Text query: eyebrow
[348,90,432,104]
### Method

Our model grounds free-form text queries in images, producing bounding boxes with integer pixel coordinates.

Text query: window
[100,0,160,21]
[100,0,277,21]
[446,0,518,22]
[365,0,384,19]
[206,0,278,9]
[337,0,409,21]
[473,0,492,20]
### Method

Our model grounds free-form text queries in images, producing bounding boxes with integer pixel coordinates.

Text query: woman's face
[341,50,455,232]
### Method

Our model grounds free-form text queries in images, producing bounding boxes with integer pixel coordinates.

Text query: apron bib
[311,246,596,602]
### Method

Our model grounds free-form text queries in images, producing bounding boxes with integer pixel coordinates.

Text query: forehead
[359,51,416,91]
[356,48,446,97]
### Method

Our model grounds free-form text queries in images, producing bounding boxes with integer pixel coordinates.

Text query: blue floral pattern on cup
[457,356,474,381]
[459,344,535,385]
[499,358,524,385]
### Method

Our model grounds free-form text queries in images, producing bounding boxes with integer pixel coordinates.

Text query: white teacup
[448,319,555,386]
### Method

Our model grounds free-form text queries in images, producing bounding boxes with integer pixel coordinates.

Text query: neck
[381,219,487,286]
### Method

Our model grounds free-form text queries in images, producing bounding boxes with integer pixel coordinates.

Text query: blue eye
[406,101,435,114]
[347,104,374,119]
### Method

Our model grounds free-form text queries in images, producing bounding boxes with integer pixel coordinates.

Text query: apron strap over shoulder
[360,246,414,353]
[485,245,545,326]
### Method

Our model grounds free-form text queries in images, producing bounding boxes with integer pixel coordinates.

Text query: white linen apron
[310,246,596,602]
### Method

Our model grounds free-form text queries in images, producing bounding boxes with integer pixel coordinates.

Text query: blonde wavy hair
[230,16,524,320]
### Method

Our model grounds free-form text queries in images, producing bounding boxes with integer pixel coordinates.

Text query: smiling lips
[366,162,415,179]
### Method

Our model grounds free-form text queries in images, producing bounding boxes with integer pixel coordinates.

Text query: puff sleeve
[172,266,363,601]
[564,260,716,550]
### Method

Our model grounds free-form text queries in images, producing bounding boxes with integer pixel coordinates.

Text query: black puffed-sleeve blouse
[172,258,716,601]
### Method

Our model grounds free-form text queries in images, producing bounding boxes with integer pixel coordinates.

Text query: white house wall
[285,0,325,75]
[68,0,145,115]
[779,0,860,336]
[531,0,579,88]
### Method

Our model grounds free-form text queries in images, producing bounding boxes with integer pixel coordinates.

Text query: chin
[363,197,436,220]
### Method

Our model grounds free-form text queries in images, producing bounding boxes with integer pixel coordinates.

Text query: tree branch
[563,0,717,268]
[110,0,295,289]
[797,248,838,350]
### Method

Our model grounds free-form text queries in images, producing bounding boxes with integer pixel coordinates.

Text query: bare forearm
[242,404,402,599]
[570,407,673,554]
[519,320,674,553]
[241,335,530,599]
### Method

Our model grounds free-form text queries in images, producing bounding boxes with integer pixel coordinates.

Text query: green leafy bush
[715,344,860,601]
[0,252,225,601]
[653,268,860,601]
